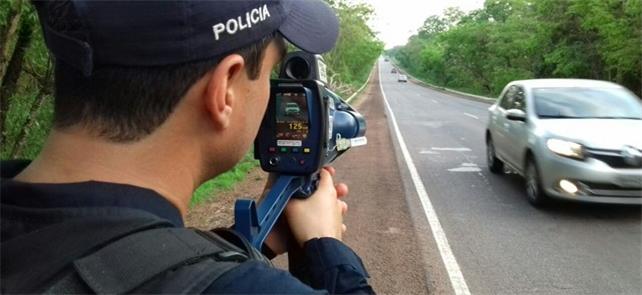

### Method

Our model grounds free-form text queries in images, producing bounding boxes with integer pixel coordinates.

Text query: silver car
[485,79,642,206]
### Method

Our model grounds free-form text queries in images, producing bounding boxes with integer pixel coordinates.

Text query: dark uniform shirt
[1,160,374,294]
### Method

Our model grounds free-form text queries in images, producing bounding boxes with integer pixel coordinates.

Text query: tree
[323,0,384,94]
[419,16,447,37]
[391,0,642,97]
[569,0,642,94]
[1,9,34,145]
[1,0,54,159]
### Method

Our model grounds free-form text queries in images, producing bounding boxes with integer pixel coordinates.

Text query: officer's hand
[285,166,349,247]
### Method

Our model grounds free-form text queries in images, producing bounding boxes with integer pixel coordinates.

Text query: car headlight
[546,138,584,159]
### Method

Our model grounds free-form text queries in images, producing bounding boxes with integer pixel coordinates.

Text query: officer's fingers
[335,183,349,199]
[323,166,336,177]
[317,168,335,193]
[338,200,348,214]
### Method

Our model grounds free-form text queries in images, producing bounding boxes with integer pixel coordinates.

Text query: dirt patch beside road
[186,168,267,229]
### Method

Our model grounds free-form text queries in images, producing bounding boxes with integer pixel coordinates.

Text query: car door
[493,85,517,161]
[504,85,529,171]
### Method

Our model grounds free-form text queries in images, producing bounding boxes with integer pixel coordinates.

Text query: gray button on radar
[268,156,280,167]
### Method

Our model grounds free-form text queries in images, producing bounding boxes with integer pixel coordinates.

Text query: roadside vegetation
[389,0,642,98]
[0,0,383,204]
[324,0,384,96]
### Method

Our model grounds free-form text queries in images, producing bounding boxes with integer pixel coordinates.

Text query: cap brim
[278,0,339,54]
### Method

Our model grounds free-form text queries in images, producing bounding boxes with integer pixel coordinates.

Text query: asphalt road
[378,60,642,294]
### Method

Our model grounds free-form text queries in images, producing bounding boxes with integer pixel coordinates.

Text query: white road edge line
[378,62,472,295]
[463,113,479,120]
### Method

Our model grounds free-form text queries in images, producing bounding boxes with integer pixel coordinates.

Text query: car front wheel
[486,137,504,174]
[525,158,550,207]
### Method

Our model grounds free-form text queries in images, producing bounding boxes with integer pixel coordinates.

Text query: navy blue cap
[37,0,339,76]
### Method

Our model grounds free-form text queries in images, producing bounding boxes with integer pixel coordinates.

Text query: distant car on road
[485,79,642,207]
[391,68,397,74]
[397,74,408,83]
[284,102,301,116]
[384,58,389,62]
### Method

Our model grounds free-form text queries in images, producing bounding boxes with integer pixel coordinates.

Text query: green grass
[190,152,259,206]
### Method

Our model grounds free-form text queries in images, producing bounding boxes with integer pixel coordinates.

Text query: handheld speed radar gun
[234,51,367,249]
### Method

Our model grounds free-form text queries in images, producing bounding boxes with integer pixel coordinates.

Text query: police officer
[1,0,374,293]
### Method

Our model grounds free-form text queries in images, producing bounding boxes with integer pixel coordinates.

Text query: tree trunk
[0,0,24,82]
[0,16,33,147]
[9,56,53,159]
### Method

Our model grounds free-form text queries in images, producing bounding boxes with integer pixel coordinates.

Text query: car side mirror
[506,109,527,122]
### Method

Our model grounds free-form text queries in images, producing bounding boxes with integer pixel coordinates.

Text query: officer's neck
[13,128,202,218]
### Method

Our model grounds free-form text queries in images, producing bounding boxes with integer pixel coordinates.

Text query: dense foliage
[324,0,384,95]
[1,0,382,203]
[389,0,642,97]
[1,0,52,160]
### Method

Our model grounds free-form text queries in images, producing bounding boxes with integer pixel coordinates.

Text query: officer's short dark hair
[46,1,284,142]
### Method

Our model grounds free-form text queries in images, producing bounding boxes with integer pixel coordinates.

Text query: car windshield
[533,87,642,119]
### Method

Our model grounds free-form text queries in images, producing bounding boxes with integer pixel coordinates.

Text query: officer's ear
[203,54,247,130]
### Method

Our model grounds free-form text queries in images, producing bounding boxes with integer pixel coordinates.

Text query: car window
[533,87,642,119]
[512,86,526,111]
[499,86,517,109]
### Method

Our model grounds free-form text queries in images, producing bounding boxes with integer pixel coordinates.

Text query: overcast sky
[357,0,485,48]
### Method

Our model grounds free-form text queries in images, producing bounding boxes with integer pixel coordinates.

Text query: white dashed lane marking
[463,113,479,120]
[448,163,482,172]
[432,147,472,152]
[419,150,440,154]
